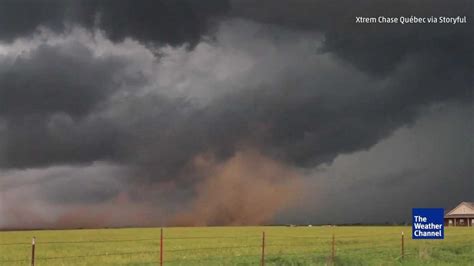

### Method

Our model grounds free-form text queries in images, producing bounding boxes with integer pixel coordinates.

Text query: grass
[0,226,473,265]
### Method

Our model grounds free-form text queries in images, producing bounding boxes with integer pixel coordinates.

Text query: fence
[0,229,468,265]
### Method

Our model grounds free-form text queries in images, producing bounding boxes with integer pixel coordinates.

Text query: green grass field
[0,226,473,265]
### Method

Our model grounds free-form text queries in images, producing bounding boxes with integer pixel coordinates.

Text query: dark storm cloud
[284,103,474,225]
[90,0,229,46]
[2,0,470,74]
[0,17,471,175]
[0,0,68,41]
[2,114,121,168]
[0,41,137,168]
[231,0,474,74]
[0,1,472,227]
[0,163,128,204]
[0,43,129,117]
[192,52,471,168]
[0,0,229,46]
[111,28,471,181]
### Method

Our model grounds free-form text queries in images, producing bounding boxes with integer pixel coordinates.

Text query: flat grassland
[0,226,473,265]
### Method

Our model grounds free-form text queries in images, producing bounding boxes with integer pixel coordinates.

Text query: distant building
[444,202,474,227]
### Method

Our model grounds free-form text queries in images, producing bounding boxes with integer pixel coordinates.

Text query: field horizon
[0,223,412,232]
[1,226,473,265]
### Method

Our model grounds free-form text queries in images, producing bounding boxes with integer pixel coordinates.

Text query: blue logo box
[412,208,444,239]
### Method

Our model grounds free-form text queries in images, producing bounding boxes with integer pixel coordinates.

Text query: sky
[0,0,472,229]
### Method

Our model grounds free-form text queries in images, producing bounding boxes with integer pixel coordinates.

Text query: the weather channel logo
[412,208,444,239]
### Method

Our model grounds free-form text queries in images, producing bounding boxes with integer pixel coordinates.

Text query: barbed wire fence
[0,230,427,265]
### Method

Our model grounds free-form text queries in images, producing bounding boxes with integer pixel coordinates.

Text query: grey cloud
[2,114,121,168]
[184,20,471,167]
[0,39,142,168]
[0,2,472,227]
[0,19,471,176]
[0,42,131,117]
[89,0,229,46]
[282,103,473,224]
[0,0,69,42]
[1,0,471,77]
[231,0,473,75]
[0,163,128,204]
[0,0,229,46]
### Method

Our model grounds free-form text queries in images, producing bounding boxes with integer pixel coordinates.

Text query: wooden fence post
[401,231,404,259]
[160,228,164,266]
[261,231,265,266]
[31,236,36,266]
[331,233,335,264]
